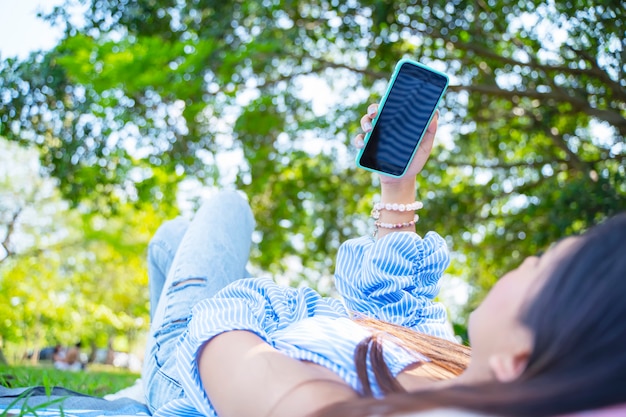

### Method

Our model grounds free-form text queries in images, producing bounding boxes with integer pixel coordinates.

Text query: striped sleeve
[334,231,456,341]
[175,277,348,416]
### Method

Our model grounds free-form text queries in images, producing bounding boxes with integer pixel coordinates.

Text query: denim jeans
[142,190,255,413]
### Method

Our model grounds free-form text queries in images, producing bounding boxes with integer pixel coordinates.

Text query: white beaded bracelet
[371,201,423,220]
[373,201,423,212]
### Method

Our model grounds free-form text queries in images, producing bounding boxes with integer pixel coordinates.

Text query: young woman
[142,104,626,417]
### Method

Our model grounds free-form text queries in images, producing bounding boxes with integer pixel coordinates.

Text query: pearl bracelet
[371,201,423,220]
[374,214,420,229]
[373,201,423,212]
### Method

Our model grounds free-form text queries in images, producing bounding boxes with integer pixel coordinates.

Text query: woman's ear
[488,327,532,382]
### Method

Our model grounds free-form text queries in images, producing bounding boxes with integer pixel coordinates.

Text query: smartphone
[356,59,449,177]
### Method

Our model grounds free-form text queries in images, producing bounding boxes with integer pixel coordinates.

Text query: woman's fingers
[354,103,379,148]
[367,103,378,118]
[360,114,373,132]
[353,133,365,148]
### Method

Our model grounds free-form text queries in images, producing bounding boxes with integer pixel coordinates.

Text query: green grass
[0,363,139,398]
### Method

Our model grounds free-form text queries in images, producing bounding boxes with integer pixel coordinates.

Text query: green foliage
[0,139,163,351]
[0,0,624,333]
[0,364,138,397]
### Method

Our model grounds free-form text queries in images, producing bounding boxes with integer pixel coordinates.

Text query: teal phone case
[356,58,449,178]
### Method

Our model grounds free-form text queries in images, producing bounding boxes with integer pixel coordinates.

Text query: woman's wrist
[376,176,419,238]
[380,176,417,202]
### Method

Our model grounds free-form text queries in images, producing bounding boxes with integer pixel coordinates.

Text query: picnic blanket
[2,382,624,417]
[0,384,150,417]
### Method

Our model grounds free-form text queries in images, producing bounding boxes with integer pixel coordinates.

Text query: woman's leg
[142,190,256,412]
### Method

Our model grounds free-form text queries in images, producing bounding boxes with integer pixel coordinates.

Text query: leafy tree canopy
[1,0,624,325]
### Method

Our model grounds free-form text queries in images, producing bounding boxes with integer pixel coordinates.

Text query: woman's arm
[198,330,357,417]
[355,103,438,238]
[335,105,454,340]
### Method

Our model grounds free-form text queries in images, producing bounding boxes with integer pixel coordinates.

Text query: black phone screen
[358,62,448,176]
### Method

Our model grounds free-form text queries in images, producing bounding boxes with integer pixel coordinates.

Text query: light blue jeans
[142,190,255,413]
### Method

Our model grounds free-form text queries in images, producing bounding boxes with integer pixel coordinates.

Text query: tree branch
[315,59,384,79]
[0,207,23,263]
[447,84,626,136]
[566,45,626,103]
[0,239,85,265]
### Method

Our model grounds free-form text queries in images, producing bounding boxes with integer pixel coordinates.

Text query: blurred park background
[0,0,624,372]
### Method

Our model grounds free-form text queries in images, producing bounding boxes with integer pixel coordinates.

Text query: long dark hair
[353,317,471,397]
[319,213,626,417]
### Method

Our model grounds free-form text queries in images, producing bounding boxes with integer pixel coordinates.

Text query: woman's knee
[147,216,189,273]
[149,217,189,251]
[196,189,255,228]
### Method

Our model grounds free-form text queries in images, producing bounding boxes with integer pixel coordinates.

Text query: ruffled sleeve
[175,277,348,417]
[334,231,456,341]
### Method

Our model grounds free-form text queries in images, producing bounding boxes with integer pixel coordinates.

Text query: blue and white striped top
[155,231,455,417]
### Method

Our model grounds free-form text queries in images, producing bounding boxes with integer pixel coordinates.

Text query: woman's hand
[353,103,438,185]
